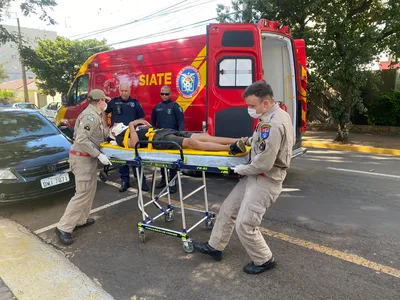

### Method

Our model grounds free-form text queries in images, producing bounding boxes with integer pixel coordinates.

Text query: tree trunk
[335,111,351,143]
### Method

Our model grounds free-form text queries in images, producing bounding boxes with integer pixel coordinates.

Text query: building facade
[0,24,57,82]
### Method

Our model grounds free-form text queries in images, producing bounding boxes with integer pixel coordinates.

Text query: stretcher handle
[134,140,184,161]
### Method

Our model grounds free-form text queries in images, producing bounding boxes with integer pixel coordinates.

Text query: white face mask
[248,107,262,118]
[103,103,108,111]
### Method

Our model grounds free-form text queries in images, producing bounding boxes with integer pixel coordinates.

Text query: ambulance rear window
[221,30,254,47]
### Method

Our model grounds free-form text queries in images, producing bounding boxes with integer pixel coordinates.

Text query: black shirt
[151,99,184,131]
[105,96,145,126]
[115,127,149,148]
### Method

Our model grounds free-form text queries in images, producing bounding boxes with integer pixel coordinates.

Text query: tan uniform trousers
[58,155,98,233]
[209,175,281,265]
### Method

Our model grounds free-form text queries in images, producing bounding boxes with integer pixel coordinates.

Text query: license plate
[41,173,70,189]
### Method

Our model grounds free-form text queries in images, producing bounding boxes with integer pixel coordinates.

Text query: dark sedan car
[0,109,75,202]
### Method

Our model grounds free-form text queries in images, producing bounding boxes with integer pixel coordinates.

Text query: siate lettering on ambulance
[138,72,172,86]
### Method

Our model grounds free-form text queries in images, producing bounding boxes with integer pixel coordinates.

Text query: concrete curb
[0,218,115,300]
[0,277,16,300]
[302,141,400,156]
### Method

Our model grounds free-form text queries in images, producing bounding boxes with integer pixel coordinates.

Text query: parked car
[0,108,75,203]
[40,101,61,123]
[12,102,39,110]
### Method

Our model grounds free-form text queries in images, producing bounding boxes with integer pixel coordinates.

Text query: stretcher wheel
[139,231,146,243]
[99,170,108,182]
[205,219,214,230]
[183,241,194,253]
[165,210,174,222]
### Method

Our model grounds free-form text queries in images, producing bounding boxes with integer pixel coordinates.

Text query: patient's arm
[134,119,151,127]
[127,123,139,148]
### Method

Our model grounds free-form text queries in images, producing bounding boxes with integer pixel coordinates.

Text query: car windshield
[16,103,38,109]
[0,111,59,142]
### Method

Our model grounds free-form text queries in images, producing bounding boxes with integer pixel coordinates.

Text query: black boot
[119,181,130,192]
[169,183,177,194]
[142,182,149,192]
[155,179,166,189]
[229,140,246,155]
[74,218,95,231]
[55,227,73,245]
[243,257,276,274]
[193,241,222,261]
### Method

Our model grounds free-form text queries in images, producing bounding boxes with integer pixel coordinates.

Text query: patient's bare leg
[182,138,229,151]
[190,133,238,145]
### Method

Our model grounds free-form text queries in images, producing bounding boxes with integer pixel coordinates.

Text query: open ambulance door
[294,39,307,137]
[205,23,263,138]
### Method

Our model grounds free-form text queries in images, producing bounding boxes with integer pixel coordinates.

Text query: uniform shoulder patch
[87,115,94,121]
[260,124,271,140]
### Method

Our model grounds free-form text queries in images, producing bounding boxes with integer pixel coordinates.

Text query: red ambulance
[56,19,308,156]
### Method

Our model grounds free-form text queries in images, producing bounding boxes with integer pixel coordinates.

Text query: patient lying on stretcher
[108,120,246,155]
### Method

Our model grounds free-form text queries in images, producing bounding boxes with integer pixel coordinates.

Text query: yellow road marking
[302,141,400,156]
[259,228,400,279]
[156,197,400,278]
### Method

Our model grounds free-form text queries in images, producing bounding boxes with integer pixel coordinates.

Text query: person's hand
[97,153,112,165]
[231,165,246,175]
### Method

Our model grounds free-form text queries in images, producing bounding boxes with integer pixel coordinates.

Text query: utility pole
[17,17,29,103]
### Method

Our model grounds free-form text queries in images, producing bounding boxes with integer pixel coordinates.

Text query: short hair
[119,83,130,90]
[242,80,274,103]
[161,85,171,92]
[87,96,100,105]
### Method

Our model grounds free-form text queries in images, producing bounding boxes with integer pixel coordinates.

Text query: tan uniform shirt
[71,104,109,158]
[239,103,295,184]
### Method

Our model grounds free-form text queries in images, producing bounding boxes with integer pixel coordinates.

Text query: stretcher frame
[101,140,236,253]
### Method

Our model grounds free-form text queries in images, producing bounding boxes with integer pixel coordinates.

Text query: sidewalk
[302,130,400,156]
[0,218,115,300]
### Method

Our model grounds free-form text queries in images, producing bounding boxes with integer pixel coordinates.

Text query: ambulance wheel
[165,210,174,222]
[139,231,146,243]
[99,170,108,182]
[205,219,214,230]
[183,241,194,253]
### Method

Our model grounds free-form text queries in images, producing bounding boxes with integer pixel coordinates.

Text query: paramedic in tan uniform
[194,80,295,275]
[55,89,113,245]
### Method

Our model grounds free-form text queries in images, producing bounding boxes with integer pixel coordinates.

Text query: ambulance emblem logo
[176,66,201,99]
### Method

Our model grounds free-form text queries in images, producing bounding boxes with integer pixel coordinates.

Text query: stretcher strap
[123,128,130,149]
[145,128,156,150]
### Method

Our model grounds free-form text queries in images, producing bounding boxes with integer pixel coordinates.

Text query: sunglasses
[160,93,170,96]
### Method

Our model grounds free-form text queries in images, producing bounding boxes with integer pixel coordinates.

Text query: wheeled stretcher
[99,140,250,253]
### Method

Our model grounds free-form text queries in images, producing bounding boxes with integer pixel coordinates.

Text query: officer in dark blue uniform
[104,83,149,192]
[151,85,184,193]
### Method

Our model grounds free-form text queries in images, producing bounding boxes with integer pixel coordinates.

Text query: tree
[0,64,8,82]
[20,37,112,95]
[0,0,57,44]
[216,0,400,142]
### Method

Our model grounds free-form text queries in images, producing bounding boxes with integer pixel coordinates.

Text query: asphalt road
[1,148,400,300]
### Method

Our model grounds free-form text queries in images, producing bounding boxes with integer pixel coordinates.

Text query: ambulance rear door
[206,23,263,138]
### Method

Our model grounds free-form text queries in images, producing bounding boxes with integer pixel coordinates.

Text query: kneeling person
[110,120,246,155]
